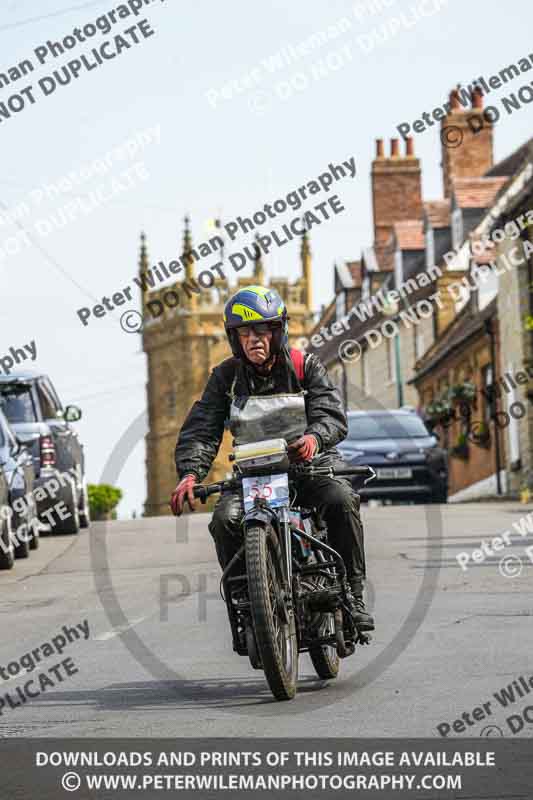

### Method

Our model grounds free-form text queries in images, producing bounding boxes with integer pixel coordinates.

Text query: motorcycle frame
[195,462,375,656]
[222,479,351,655]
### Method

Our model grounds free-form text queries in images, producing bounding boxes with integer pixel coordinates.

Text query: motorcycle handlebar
[192,465,375,502]
[193,484,220,501]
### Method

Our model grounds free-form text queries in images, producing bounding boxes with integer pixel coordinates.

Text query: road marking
[94,616,147,641]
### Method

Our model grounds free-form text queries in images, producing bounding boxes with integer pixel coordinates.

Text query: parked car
[0,372,89,534]
[0,407,38,567]
[337,409,448,504]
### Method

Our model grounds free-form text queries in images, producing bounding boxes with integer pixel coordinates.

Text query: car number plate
[242,474,289,512]
[376,467,412,480]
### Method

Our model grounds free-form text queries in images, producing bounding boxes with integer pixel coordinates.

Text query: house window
[481,363,493,422]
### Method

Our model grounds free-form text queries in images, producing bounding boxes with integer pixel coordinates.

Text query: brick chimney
[441,85,494,198]
[371,136,422,251]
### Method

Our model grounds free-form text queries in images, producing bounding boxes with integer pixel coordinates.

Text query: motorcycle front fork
[278,506,294,618]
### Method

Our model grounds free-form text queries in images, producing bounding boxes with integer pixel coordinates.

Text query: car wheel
[29,519,40,550]
[431,489,448,504]
[53,480,80,535]
[79,481,90,529]
[14,523,30,559]
[0,517,15,570]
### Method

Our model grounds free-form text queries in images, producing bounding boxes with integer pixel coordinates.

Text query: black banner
[1,738,532,799]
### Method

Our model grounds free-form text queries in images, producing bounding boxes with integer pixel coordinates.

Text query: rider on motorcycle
[170,285,374,631]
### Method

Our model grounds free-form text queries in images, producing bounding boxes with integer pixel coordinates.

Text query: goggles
[236,322,281,337]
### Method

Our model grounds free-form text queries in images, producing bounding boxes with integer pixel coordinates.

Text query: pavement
[1,502,532,738]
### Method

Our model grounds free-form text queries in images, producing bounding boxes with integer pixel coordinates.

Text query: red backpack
[290,348,305,383]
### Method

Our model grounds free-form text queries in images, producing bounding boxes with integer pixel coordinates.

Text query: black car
[0,407,38,568]
[337,409,448,504]
[0,372,89,534]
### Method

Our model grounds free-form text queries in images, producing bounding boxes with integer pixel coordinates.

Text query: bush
[88,484,123,520]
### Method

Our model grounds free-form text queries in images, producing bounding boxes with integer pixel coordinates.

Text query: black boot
[348,578,375,631]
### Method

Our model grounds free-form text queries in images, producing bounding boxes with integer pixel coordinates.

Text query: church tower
[141,218,315,516]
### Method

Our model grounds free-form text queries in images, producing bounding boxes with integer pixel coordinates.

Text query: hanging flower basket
[425,399,455,428]
[449,381,477,406]
[468,420,491,449]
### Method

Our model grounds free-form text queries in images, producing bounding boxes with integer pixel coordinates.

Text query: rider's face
[238,327,272,365]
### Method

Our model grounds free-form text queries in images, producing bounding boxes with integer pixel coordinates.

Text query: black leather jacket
[175,348,348,481]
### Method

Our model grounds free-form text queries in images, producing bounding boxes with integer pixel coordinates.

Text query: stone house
[412,142,533,499]
[307,86,495,411]
[308,84,533,499]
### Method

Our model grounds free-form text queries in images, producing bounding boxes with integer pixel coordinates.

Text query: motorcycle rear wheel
[309,613,340,680]
[246,524,298,701]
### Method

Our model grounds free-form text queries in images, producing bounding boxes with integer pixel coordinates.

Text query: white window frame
[336,290,346,321]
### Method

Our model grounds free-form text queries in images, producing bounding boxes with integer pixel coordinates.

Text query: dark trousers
[208,474,367,589]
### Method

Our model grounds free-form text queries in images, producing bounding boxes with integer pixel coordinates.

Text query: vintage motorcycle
[193,437,376,701]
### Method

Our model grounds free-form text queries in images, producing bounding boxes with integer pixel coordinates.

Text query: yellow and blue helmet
[224,285,289,358]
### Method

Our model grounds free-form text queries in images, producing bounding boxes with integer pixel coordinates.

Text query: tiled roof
[393,220,425,250]
[451,176,507,209]
[411,297,497,382]
[423,199,451,228]
[309,277,437,366]
[485,138,533,177]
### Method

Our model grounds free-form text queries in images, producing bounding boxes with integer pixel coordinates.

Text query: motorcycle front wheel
[309,612,340,680]
[246,524,298,701]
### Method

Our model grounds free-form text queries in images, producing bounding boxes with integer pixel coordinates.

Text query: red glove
[170,474,197,515]
[288,435,318,463]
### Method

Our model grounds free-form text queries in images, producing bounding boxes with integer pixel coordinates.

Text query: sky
[1,0,532,517]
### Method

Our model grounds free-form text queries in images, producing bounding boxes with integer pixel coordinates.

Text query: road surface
[1,502,531,738]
